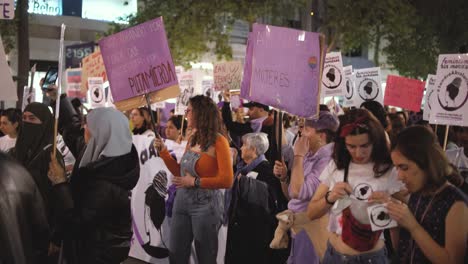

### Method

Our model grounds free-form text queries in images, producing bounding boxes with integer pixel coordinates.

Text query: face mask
[20,122,44,149]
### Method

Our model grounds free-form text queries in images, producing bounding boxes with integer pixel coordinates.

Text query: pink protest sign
[245,24,324,117]
[99,17,179,108]
[384,75,425,112]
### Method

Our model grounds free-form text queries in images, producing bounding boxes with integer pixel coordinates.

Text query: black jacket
[225,160,285,264]
[0,153,49,264]
[53,146,139,264]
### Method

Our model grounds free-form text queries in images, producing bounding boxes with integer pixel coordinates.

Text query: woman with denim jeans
[154,95,233,264]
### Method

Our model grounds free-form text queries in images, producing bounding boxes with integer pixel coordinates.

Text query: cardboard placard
[342,66,356,107]
[353,67,383,107]
[213,61,243,91]
[99,17,179,106]
[88,77,105,108]
[384,75,425,112]
[81,50,107,93]
[66,68,85,98]
[423,74,437,121]
[0,0,14,20]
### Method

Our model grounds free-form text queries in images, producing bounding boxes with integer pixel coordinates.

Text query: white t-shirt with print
[0,135,16,152]
[319,160,404,235]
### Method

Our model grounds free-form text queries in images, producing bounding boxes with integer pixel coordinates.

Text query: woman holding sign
[154,95,233,264]
[307,109,405,263]
[389,126,467,263]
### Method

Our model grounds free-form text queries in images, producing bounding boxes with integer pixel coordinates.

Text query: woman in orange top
[154,95,233,264]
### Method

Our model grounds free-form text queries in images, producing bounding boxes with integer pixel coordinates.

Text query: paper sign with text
[353,67,383,107]
[321,52,345,97]
[88,77,105,108]
[66,68,85,98]
[423,74,437,121]
[384,75,425,112]
[429,54,468,126]
[342,66,357,107]
[214,61,242,91]
[247,23,323,117]
[99,17,178,103]
[81,50,107,92]
[0,0,14,20]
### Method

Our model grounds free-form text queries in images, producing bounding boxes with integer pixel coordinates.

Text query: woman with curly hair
[154,95,233,264]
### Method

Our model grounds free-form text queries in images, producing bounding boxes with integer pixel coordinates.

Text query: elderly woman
[225,132,283,264]
[389,126,467,263]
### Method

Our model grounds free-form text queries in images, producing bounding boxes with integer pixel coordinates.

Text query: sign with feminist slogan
[213,61,243,91]
[99,17,180,111]
[321,52,345,97]
[88,77,105,108]
[423,74,437,121]
[384,75,425,112]
[430,54,468,126]
[66,68,85,98]
[81,49,107,93]
[353,67,383,107]
[342,65,356,107]
[245,23,325,117]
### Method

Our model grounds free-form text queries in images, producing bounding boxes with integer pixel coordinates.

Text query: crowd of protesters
[0,84,467,264]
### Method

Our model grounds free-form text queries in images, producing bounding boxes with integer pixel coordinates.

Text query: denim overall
[169,150,223,264]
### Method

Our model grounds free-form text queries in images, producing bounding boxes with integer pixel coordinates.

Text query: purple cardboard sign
[248,24,322,117]
[99,17,178,103]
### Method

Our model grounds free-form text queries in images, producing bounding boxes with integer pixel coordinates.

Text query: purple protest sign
[99,17,178,104]
[247,24,323,117]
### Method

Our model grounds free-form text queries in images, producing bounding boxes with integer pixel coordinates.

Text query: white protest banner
[129,135,173,263]
[429,54,468,126]
[174,69,203,115]
[88,77,105,108]
[0,35,17,101]
[321,52,345,97]
[423,74,437,121]
[342,66,356,107]
[353,67,383,106]
[151,101,166,110]
[202,79,215,99]
[105,86,115,108]
[213,61,243,91]
[0,0,14,20]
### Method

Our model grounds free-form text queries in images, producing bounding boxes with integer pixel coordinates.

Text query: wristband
[194,177,201,188]
[325,191,334,205]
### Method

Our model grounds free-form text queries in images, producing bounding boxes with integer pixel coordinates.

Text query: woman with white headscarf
[48,107,140,264]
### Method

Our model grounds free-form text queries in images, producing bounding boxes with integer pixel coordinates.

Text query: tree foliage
[106,0,305,68]
[323,0,468,79]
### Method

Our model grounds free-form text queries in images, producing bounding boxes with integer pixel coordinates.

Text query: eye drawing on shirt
[353,183,373,200]
[370,204,392,227]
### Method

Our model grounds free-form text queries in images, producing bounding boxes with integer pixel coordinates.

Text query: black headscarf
[14,103,54,165]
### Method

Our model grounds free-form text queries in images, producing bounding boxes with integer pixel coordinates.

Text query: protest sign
[429,54,468,126]
[88,77,105,108]
[105,86,115,108]
[245,23,325,117]
[129,135,173,263]
[0,0,14,20]
[65,42,94,68]
[99,17,180,111]
[423,74,437,121]
[213,61,243,91]
[66,68,85,98]
[21,86,35,111]
[384,75,425,112]
[342,66,357,107]
[175,73,196,115]
[202,79,221,103]
[353,67,383,107]
[321,52,345,97]
[0,35,17,101]
[81,50,107,92]
[240,33,254,101]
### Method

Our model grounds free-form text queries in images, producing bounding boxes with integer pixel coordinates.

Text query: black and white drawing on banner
[353,67,383,106]
[423,74,436,121]
[321,52,345,97]
[88,77,105,108]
